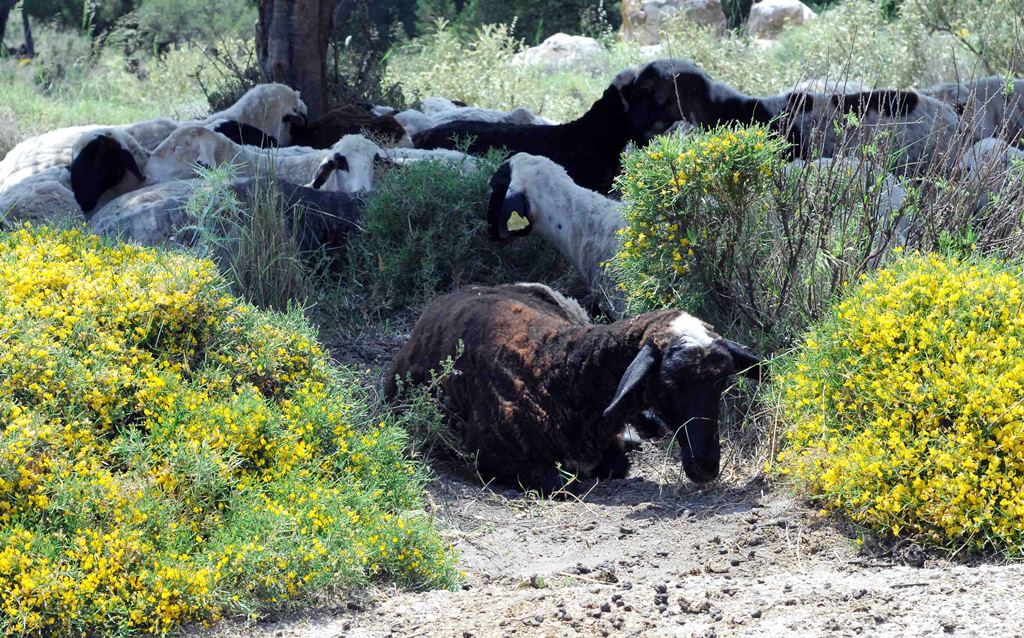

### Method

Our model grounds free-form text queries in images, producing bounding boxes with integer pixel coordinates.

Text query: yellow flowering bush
[0,227,457,636]
[773,253,1024,554]
[607,124,786,317]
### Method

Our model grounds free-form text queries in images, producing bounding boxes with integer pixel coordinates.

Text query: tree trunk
[0,0,17,48]
[20,5,32,57]
[256,0,334,120]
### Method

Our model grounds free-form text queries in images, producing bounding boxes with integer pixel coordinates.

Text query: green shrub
[184,168,321,313]
[0,226,456,636]
[606,125,932,353]
[348,155,570,309]
[772,253,1024,555]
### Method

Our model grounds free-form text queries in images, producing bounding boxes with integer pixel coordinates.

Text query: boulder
[622,0,728,45]
[746,0,816,40]
[512,33,608,75]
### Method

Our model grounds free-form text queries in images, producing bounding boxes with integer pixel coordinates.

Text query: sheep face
[236,83,308,144]
[486,158,534,240]
[604,313,762,483]
[69,132,145,215]
[144,127,233,183]
[308,135,386,194]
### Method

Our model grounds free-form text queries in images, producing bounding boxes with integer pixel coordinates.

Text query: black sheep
[412,68,648,194]
[385,283,761,494]
[291,104,409,149]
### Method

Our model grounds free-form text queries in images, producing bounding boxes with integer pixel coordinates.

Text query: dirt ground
[186,441,1024,638]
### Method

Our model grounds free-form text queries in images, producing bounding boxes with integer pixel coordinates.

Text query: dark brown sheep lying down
[385,283,762,494]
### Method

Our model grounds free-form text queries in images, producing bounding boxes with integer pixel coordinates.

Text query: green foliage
[114,0,256,54]
[349,155,570,309]
[0,226,457,636]
[415,0,620,44]
[185,167,322,313]
[606,126,920,353]
[901,0,1024,75]
[773,254,1024,554]
[23,0,134,34]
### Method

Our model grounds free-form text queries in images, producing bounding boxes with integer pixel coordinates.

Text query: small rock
[751,609,763,619]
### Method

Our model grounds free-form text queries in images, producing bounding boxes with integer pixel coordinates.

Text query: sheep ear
[604,343,658,418]
[724,340,764,382]
[310,157,336,190]
[119,148,144,181]
[373,152,399,170]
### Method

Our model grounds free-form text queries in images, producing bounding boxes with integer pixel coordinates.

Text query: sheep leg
[503,461,574,496]
[594,440,631,480]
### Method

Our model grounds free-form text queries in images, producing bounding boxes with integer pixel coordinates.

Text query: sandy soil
[185,442,1024,638]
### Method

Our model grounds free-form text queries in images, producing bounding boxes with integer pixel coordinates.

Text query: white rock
[746,0,816,40]
[511,33,608,75]
[622,0,728,45]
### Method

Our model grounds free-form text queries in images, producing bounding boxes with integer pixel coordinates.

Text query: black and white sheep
[144,128,383,195]
[630,59,959,174]
[385,283,761,493]
[68,128,151,214]
[308,146,480,191]
[89,176,362,250]
[487,152,626,316]
[197,82,307,147]
[411,66,651,193]
[0,118,177,193]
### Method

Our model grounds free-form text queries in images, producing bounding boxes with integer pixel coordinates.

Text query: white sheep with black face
[0,118,177,193]
[68,128,152,215]
[486,152,627,317]
[197,83,308,147]
[308,145,481,192]
[145,128,383,196]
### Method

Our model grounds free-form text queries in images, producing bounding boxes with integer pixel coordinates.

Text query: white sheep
[68,128,151,214]
[0,167,80,228]
[196,83,307,146]
[0,118,177,193]
[791,78,868,95]
[486,152,626,316]
[145,128,383,195]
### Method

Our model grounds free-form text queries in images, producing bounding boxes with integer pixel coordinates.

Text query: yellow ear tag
[507,211,530,231]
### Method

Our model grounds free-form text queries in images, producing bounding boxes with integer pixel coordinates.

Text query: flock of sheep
[2,58,1023,494]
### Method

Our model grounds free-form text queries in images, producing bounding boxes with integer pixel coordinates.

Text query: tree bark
[0,0,17,49]
[20,5,32,57]
[256,0,334,120]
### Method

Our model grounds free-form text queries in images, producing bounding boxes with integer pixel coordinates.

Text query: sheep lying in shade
[385,283,761,493]
[68,128,151,214]
[197,83,307,146]
[0,167,81,228]
[394,99,555,137]
[2,127,153,225]
[923,76,1024,146]
[0,118,178,192]
[308,146,480,190]
[412,66,658,193]
[957,137,1024,216]
[144,128,384,195]
[290,104,410,149]
[89,177,363,249]
[487,153,626,316]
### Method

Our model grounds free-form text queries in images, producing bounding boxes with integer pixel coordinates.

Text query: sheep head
[308,134,388,194]
[226,83,307,145]
[144,126,238,183]
[603,312,762,483]
[486,155,534,240]
[69,130,146,215]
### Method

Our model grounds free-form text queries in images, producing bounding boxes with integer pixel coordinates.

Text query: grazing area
[3,0,1024,635]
